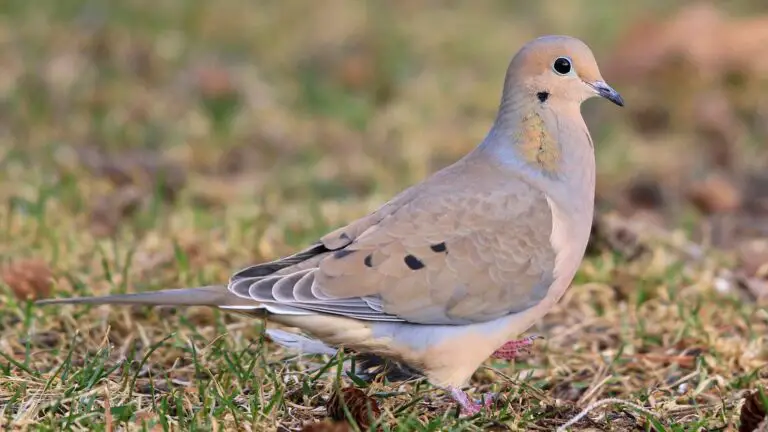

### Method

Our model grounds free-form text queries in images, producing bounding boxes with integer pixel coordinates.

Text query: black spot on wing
[430,242,447,253]
[364,254,374,268]
[404,255,425,270]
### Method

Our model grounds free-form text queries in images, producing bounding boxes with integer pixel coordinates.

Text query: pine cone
[740,390,767,432]
[326,387,381,430]
[1,259,54,301]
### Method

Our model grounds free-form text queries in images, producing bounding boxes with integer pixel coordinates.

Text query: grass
[1,0,768,430]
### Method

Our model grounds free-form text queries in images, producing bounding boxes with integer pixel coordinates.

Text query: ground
[1,1,768,431]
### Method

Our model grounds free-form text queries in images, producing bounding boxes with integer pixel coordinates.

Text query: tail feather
[37,285,422,383]
[35,285,254,308]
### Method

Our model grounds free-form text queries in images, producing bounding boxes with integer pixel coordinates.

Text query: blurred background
[2,0,768,429]
[2,0,768,252]
[1,0,768,254]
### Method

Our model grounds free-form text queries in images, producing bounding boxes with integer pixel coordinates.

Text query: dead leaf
[300,420,353,432]
[740,390,767,432]
[1,259,54,301]
[196,65,238,99]
[687,172,742,214]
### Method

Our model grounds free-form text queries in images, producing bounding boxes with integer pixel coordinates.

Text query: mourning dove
[38,35,623,415]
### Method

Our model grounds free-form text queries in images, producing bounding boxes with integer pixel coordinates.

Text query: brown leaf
[326,386,381,430]
[687,172,742,214]
[740,390,767,432]
[1,259,54,301]
[335,45,378,93]
[196,66,238,99]
[300,420,353,432]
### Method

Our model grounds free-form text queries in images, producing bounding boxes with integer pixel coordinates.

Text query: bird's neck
[476,97,596,208]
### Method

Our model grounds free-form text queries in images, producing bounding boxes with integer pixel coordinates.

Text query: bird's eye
[553,57,572,75]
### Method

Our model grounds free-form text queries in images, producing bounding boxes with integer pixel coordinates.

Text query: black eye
[553,57,572,75]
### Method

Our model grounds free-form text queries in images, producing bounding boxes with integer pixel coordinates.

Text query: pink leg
[449,387,494,416]
[491,335,541,360]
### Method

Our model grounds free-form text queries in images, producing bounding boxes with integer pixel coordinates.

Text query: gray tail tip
[35,297,66,305]
[34,297,99,306]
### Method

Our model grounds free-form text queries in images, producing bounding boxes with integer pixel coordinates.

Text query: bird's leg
[449,387,494,416]
[490,335,541,360]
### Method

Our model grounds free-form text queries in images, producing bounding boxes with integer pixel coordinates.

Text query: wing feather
[226,161,557,324]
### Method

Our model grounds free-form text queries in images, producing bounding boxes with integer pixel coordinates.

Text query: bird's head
[505,35,624,108]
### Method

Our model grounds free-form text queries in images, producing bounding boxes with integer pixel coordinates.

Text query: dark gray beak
[588,80,624,107]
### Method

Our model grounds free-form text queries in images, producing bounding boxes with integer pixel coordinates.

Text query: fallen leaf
[1,259,54,301]
[300,420,353,432]
[687,172,742,214]
[740,390,767,432]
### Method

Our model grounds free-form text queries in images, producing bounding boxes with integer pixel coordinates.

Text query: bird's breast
[544,192,593,301]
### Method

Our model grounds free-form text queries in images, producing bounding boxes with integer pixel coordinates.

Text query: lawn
[1,1,768,430]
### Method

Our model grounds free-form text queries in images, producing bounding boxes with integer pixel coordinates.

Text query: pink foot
[449,387,494,416]
[491,335,541,360]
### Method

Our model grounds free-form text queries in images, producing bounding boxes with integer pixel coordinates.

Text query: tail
[37,286,423,383]
[35,285,258,308]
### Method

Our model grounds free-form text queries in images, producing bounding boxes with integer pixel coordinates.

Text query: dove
[37,35,623,415]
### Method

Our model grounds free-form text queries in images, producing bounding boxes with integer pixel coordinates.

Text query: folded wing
[229,165,556,325]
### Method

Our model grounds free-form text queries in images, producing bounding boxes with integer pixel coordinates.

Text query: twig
[556,398,659,432]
